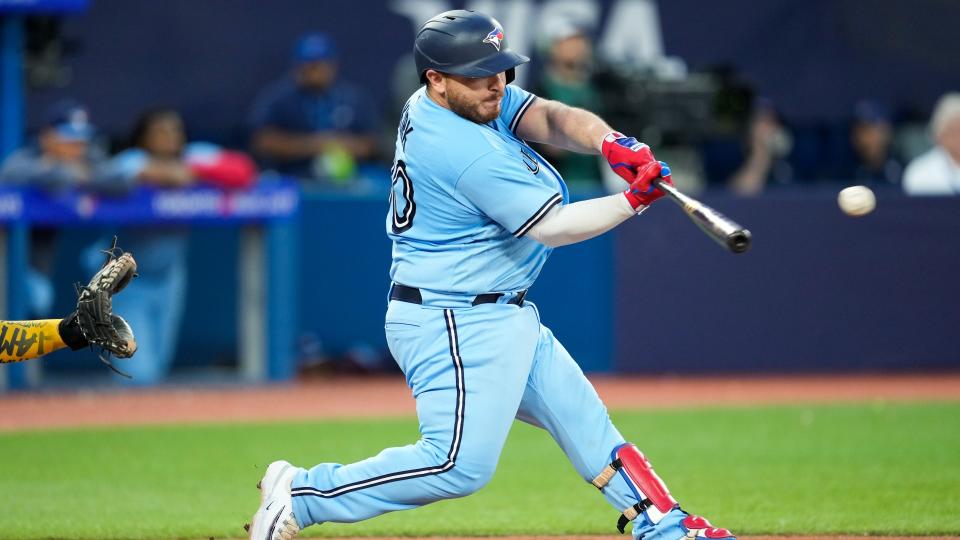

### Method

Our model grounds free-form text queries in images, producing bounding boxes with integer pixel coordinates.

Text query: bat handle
[652,177,680,198]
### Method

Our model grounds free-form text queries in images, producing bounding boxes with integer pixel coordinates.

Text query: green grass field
[1,403,958,539]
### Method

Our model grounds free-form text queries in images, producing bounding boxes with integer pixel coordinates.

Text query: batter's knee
[442,461,497,498]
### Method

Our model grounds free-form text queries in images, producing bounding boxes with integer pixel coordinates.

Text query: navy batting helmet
[414,10,530,84]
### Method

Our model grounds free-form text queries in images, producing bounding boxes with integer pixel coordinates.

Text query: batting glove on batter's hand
[623,161,672,210]
[601,131,657,184]
[58,237,138,377]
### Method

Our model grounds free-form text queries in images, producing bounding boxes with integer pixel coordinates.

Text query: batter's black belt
[390,283,527,307]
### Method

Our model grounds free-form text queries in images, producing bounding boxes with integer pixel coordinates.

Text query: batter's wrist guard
[601,131,657,185]
[601,131,625,153]
[592,443,679,533]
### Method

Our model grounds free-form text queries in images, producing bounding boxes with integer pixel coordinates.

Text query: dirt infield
[1,373,958,432]
[217,536,960,540]
[307,537,956,540]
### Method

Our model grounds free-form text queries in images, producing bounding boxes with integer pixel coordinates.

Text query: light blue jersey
[386,85,568,294]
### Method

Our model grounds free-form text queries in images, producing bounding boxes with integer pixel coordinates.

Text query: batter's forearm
[543,101,612,154]
[0,319,68,363]
[518,99,612,154]
[527,194,637,247]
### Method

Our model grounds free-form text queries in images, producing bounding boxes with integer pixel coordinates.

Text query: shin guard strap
[617,499,653,534]
[591,458,622,489]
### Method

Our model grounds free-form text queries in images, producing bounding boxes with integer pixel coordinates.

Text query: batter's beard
[447,91,501,124]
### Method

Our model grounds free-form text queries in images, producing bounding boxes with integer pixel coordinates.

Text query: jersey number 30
[390,159,416,234]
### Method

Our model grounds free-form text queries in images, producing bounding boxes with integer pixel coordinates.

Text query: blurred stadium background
[2,0,957,389]
[0,0,960,538]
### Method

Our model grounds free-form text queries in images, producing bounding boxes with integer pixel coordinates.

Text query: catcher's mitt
[60,237,138,377]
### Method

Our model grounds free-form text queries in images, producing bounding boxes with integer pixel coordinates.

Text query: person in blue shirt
[87,108,195,385]
[90,108,257,384]
[247,11,735,540]
[247,32,380,182]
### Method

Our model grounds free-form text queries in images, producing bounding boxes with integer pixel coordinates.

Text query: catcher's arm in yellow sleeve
[0,238,138,367]
[0,317,89,363]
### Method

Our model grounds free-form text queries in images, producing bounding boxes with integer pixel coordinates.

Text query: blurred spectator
[903,92,960,195]
[0,99,119,317]
[91,108,256,384]
[108,108,257,191]
[845,100,902,187]
[729,100,793,196]
[0,99,108,191]
[532,26,604,189]
[247,32,379,184]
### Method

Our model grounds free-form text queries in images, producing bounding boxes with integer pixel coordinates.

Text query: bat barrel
[727,229,752,254]
[653,178,752,254]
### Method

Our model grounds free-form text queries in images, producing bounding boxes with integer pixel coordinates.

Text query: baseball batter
[248,10,735,540]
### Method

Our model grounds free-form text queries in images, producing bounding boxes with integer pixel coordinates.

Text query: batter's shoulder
[445,124,515,179]
[405,101,512,174]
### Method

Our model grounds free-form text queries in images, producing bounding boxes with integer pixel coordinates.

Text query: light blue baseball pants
[290,299,645,534]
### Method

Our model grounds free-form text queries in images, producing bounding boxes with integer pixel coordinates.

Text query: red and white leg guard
[592,443,679,533]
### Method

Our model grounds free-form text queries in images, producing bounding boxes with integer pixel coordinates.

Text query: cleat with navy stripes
[248,460,301,540]
[633,508,735,540]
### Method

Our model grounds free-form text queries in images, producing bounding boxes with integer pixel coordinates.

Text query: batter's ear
[424,69,445,93]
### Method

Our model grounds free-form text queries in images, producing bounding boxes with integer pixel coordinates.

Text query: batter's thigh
[387,301,543,478]
[290,301,542,526]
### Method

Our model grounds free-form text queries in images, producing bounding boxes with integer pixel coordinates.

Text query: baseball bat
[652,179,752,254]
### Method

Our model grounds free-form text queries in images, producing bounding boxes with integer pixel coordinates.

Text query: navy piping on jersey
[513,192,563,238]
[290,309,465,499]
[509,94,537,133]
[522,142,565,189]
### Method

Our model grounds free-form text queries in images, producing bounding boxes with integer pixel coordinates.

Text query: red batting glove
[601,131,657,183]
[623,161,672,210]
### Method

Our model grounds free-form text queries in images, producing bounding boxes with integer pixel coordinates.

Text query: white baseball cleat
[246,460,300,540]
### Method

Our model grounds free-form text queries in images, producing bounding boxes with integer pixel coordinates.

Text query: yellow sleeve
[0,320,68,364]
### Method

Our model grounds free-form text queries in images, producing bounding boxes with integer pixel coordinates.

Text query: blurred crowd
[8,28,960,200]
[2,26,958,385]
[9,28,959,200]
[524,25,960,197]
[256,28,958,197]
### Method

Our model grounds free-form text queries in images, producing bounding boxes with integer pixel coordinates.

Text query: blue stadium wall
[43,191,960,376]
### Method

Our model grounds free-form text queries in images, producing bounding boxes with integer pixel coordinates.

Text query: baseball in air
[837,185,876,216]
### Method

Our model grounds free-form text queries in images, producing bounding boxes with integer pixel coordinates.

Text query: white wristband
[601,131,624,150]
[619,192,648,215]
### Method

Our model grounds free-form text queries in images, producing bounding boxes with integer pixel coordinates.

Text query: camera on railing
[592,62,754,146]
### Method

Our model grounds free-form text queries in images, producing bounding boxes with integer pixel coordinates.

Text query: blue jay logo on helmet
[482,26,504,51]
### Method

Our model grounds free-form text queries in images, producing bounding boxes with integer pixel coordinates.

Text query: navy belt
[390,283,526,307]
